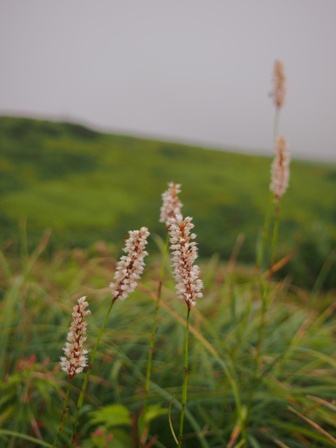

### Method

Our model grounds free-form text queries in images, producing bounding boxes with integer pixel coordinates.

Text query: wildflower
[169,215,203,309]
[270,60,286,109]
[159,182,183,227]
[270,136,290,201]
[110,227,150,302]
[60,296,91,380]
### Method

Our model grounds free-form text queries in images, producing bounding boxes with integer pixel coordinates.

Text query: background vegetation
[1,116,336,289]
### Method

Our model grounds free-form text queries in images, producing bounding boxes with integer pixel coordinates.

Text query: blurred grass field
[1,116,336,289]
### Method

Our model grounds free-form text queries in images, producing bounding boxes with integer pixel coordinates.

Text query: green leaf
[138,404,168,440]
[89,404,131,428]
[142,404,168,425]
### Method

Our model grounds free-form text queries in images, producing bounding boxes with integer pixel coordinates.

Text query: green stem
[256,193,273,269]
[72,300,115,445]
[178,307,191,448]
[270,202,281,271]
[144,235,169,408]
[254,282,268,376]
[273,109,280,146]
[52,380,71,448]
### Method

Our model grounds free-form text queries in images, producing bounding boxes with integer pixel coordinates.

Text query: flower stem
[178,307,191,447]
[144,235,169,408]
[270,202,281,271]
[273,108,280,146]
[72,300,115,445]
[52,380,71,448]
[256,193,273,269]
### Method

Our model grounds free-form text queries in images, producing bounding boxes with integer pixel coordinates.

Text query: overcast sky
[1,0,335,161]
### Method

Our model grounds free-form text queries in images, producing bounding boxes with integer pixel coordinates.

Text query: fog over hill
[1,1,336,162]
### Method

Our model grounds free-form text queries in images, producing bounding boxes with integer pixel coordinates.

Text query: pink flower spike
[110,227,150,302]
[60,296,91,380]
[270,60,286,110]
[160,182,183,227]
[169,215,203,309]
[270,136,290,202]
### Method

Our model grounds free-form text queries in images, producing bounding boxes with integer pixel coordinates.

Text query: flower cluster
[110,227,150,302]
[169,215,203,309]
[271,60,286,109]
[60,296,91,380]
[270,135,290,201]
[159,182,183,227]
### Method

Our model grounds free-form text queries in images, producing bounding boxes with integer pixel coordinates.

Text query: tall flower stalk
[142,183,183,445]
[257,60,287,269]
[169,215,203,447]
[53,296,91,448]
[252,61,289,430]
[145,183,183,401]
[72,227,149,446]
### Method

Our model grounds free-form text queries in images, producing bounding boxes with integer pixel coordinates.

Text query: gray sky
[1,0,336,161]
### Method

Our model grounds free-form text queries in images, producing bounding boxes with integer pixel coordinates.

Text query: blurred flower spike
[160,182,183,228]
[271,59,286,109]
[270,135,290,202]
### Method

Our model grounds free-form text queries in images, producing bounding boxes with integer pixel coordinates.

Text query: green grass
[1,115,336,289]
[0,233,335,447]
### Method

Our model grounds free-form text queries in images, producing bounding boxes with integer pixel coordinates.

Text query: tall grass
[0,234,335,447]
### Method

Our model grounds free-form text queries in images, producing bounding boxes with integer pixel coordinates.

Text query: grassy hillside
[1,116,336,288]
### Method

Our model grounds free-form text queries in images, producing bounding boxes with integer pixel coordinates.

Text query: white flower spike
[60,296,91,380]
[169,215,203,309]
[270,136,290,202]
[160,182,183,228]
[110,227,150,302]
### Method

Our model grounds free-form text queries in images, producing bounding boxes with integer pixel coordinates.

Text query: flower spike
[270,59,286,109]
[160,182,183,227]
[169,215,203,309]
[110,227,150,302]
[270,135,290,202]
[60,296,91,380]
